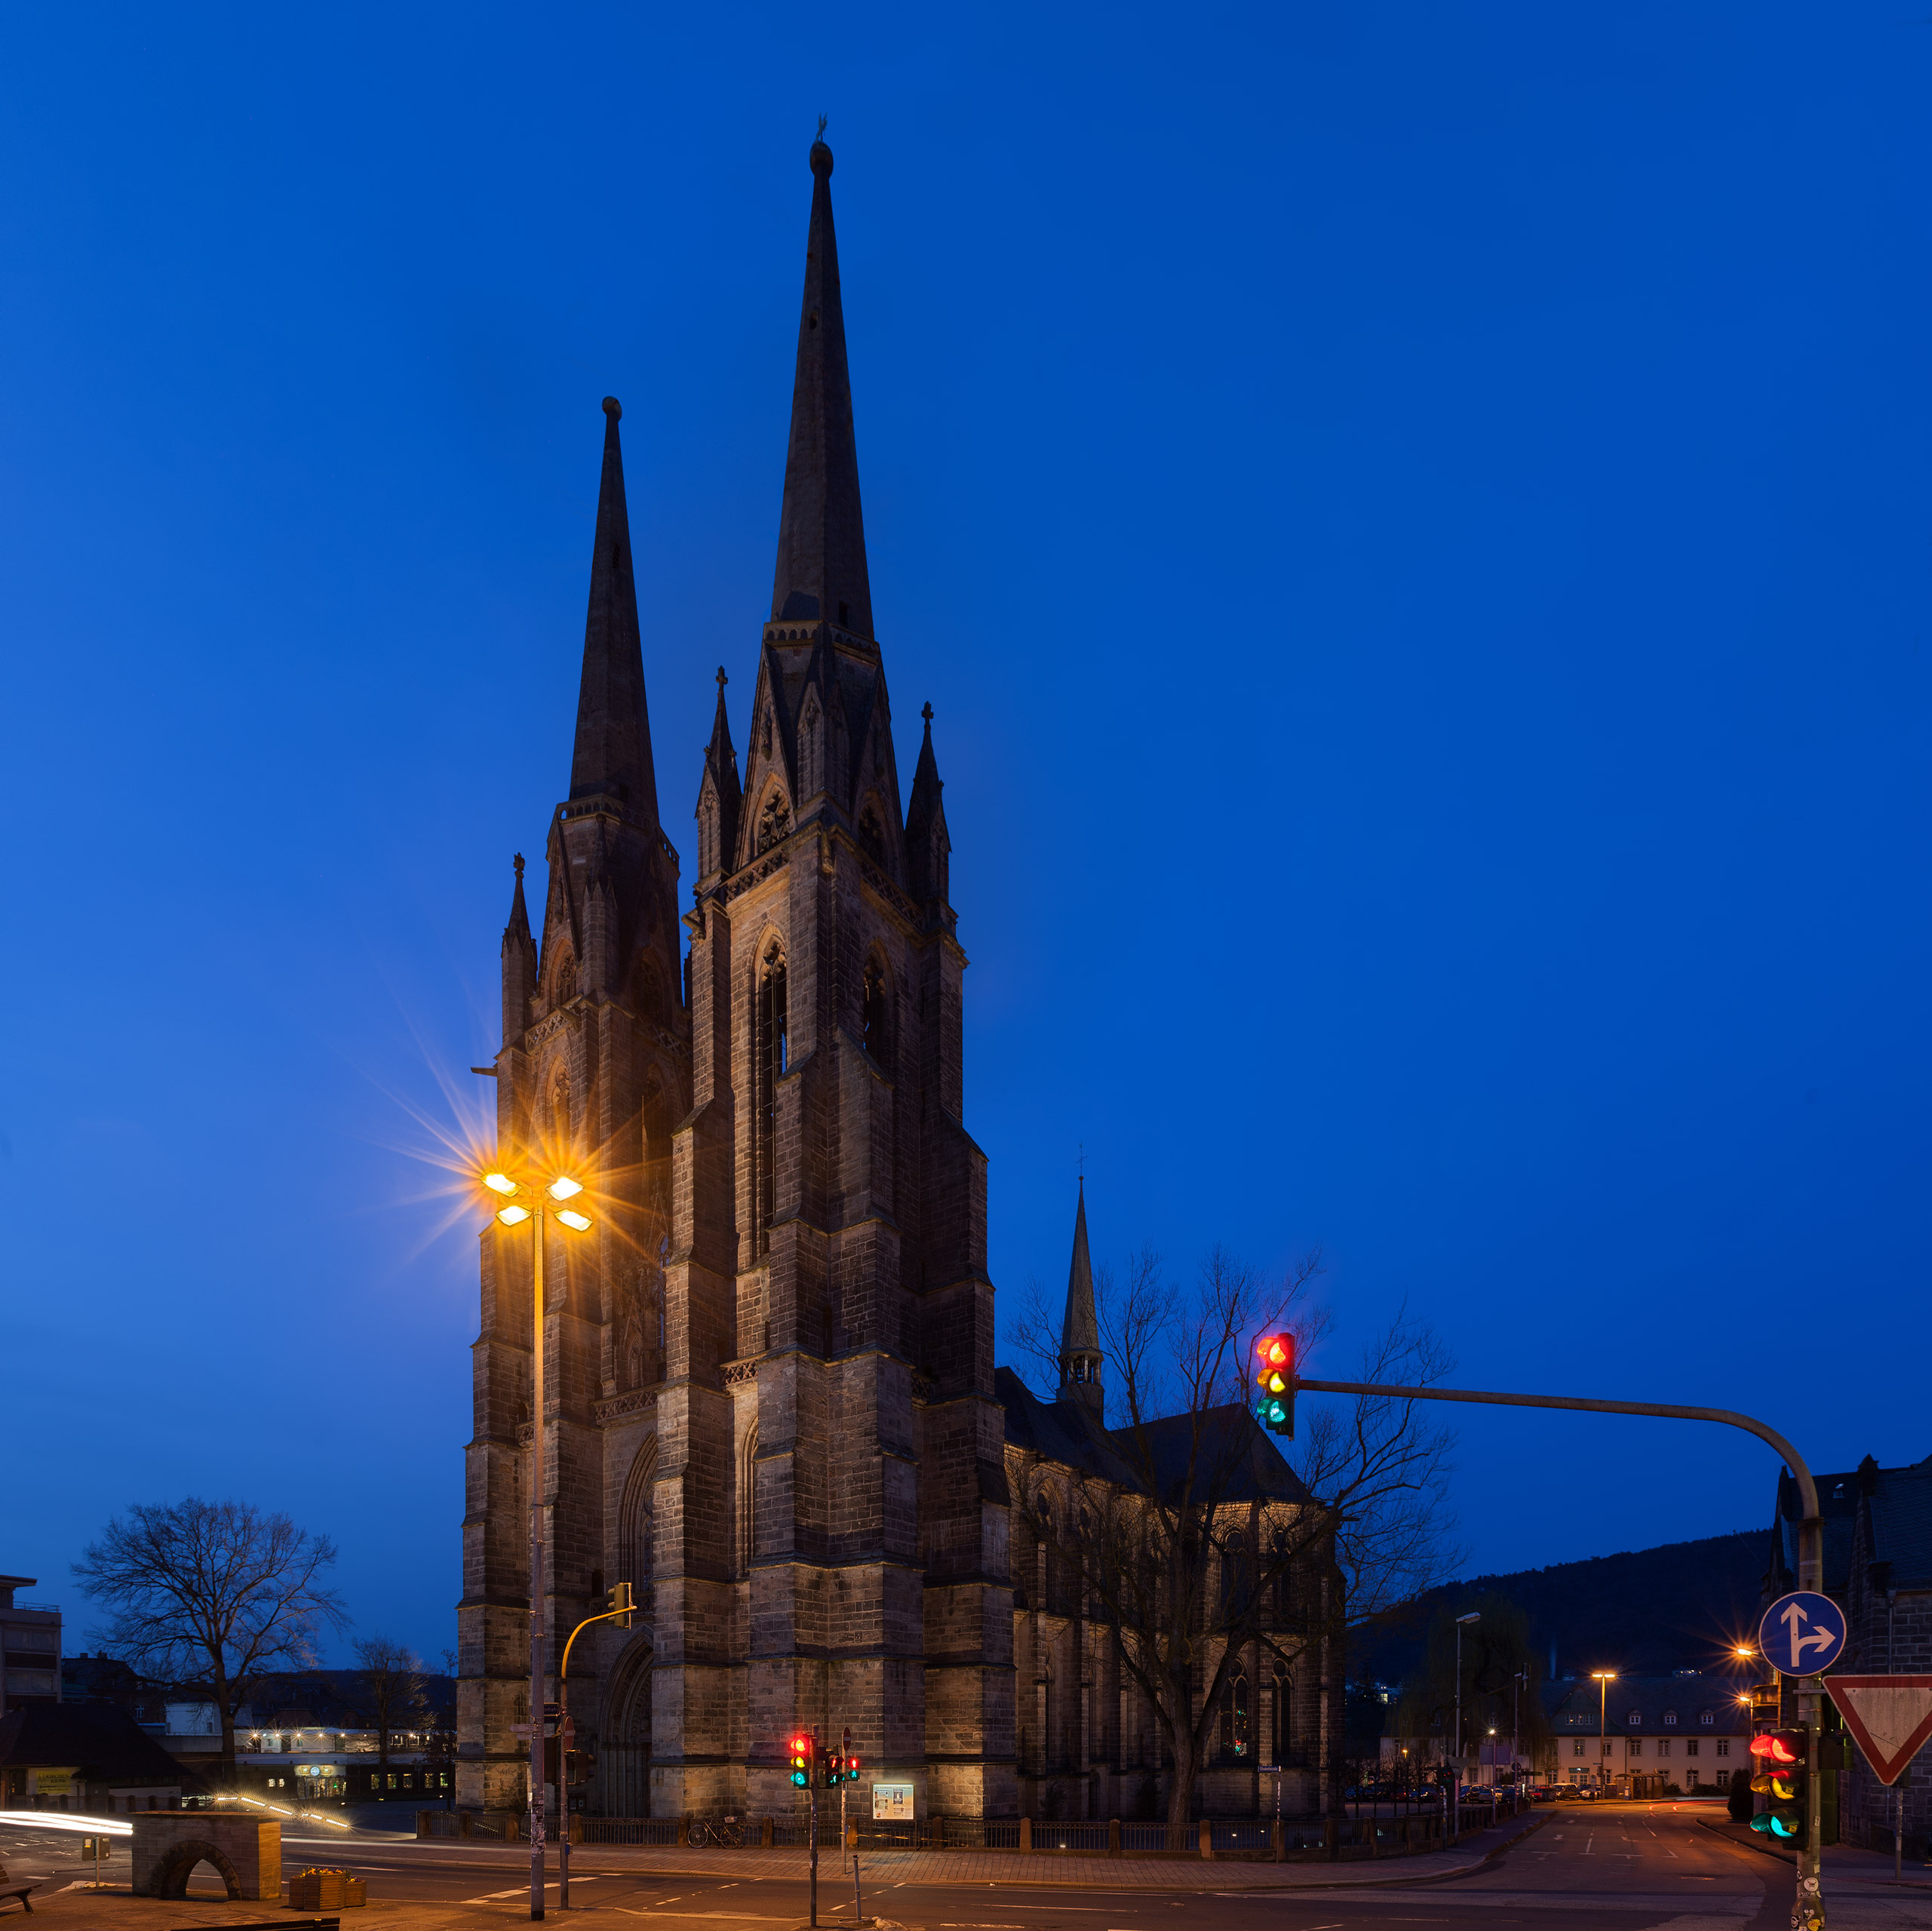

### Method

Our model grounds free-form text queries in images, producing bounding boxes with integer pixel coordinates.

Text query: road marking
[465,1877,604,1902]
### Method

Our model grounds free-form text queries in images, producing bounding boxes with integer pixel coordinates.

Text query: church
[456,136,1336,1825]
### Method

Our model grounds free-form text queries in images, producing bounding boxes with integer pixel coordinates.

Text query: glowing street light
[1593,1672,1617,1794]
[480,1162,594,1922]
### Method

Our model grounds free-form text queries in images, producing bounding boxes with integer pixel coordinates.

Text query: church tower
[460,135,1012,1825]
[663,130,1011,1818]
[459,398,691,1814]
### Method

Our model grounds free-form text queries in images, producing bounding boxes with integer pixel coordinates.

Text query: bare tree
[72,1498,349,1779]
[355,1635,428,1770]
[1009,1246,1459,1828]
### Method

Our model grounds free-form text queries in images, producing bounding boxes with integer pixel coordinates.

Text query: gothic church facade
[458,138,1336,1825]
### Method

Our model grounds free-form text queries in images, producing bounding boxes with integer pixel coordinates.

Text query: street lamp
[1592,1672,1616,1797]
[1512,1671,1527,1790]
[1454,1613,1479,1837]
[482,1165,595,1923]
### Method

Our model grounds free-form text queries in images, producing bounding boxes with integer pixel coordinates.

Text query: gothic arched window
[551,949,577,1008]
[1220,1664,1251,1760]
[861,952,891,1070]
[757,787,790,855]
[756,941,788,1252]
[857,804,886,866]
[550,1074,571,1161]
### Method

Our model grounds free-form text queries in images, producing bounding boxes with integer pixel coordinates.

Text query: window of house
[1700,1711,1714,1725]
[1659,1740,1671,1756]
[1715,1740,1730,1758]
[1663,1711,1678,1726]
[1630,1741,1643,1756]
[1628,1711,1642,1727]
[1573,1740,1584,1756]
[1686,1740,1700,1756]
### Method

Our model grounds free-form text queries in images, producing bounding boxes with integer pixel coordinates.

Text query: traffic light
[606,1581,634,1627]
[1749,1729,1808,1842]
[1253,1334,1295,1438]
[789,1732,813,1788]
[825,1726,854,1786]
[565,1748,594,1787]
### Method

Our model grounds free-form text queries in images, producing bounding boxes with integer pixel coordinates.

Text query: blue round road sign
[1758,1590,1848,1676]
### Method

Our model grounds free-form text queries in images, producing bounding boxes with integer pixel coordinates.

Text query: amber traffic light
[1253,1334,1295,1438]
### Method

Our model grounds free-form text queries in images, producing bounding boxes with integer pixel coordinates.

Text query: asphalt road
[0,1802,1810,1928]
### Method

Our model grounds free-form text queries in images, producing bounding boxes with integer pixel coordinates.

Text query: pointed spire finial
[570,398,659,817]
[771,123,871,636]
[921,701,934,729]
[717,665,729,689]
[513,852,525,880]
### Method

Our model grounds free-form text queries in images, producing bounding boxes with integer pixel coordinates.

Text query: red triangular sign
[1825,1676,1932,1785]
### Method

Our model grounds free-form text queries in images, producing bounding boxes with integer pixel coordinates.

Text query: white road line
[464,1877,604,1902]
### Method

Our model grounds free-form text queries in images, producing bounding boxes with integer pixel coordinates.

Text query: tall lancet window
[756,941,788,1252]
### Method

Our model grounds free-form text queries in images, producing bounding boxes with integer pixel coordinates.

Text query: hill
[1350,1527,1769,1687]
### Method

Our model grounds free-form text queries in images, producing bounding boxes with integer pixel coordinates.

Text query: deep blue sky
[5,4,1929,1666]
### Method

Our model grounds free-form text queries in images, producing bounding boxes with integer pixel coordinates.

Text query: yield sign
[1824,1676,1932,1785]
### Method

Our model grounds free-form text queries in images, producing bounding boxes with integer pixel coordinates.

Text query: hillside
[1350,1527,1770,1687]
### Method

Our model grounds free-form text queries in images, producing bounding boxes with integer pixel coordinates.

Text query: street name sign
[1758,1590,1848,1675]
[1824,1677,1932,1785]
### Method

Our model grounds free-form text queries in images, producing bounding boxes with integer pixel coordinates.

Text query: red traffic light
[1750,1729,1805,1767]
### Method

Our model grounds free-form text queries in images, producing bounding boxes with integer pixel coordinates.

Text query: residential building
[0,1576,60,1714]
[0,1701,195,1812]
[1541,1674,1752,1793]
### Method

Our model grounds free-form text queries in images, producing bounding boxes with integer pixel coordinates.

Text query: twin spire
[769,134,873,637]
[562,131,875,837]
[570,397,657,814]
[526,130,917,939]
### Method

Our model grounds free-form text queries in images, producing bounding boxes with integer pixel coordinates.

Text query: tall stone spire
[769,130,873,639]
[1058,1178,1104,1417]
[570,397,658,815]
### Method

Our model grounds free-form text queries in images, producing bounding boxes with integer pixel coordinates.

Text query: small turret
[500,853,536,1045]
[696,667,742,883]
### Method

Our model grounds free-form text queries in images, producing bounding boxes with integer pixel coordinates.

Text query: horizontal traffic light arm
[1292,1377,1820,1523]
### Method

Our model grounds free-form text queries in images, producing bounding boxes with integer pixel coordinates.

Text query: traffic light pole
[1293,1376,1826,1929]
[808,1755,819,1929]
[554,1589,637,1912]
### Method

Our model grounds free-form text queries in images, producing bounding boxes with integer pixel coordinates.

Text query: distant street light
[1593,1672,1617,1795]
[481,1163,595,1921]
[1454,1613,1480,1834]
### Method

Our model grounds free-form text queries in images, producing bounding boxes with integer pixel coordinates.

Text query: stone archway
[152,1840,244,1899]
[598,1633,655,1818]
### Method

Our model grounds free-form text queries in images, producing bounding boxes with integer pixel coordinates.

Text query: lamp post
[1592,1672,1616,1797]
[1453,1613,1479,1837]
[483,1165,595,1923]
[1513,1671,1527,1790]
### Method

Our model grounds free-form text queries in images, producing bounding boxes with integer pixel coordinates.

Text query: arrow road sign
[1825,1677,1932,1785]
[1759,1590,1848,1675]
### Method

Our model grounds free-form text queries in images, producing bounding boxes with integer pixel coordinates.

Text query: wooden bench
[0,1856,36,1914]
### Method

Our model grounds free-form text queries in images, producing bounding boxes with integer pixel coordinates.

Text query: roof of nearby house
[1865,1457,1932,1592]
[997,1367,1313,1508]
[1542,1673,1752,1736]
[0,1701,208,1787]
